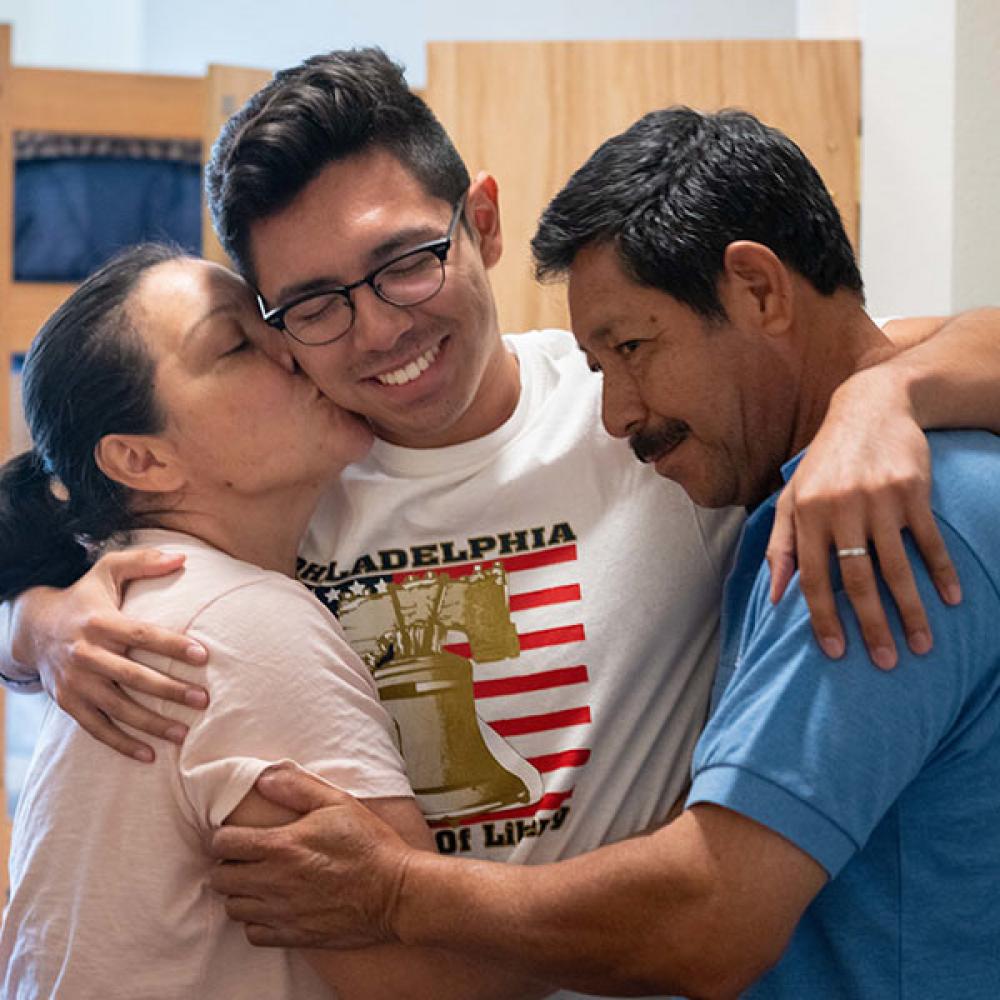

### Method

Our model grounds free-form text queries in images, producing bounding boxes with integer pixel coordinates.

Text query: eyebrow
[271,223,447,305]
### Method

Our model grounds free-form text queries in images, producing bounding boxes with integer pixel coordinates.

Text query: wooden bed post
[201,64,272,267]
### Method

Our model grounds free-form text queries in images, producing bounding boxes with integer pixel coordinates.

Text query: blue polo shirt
[688,430,1000,997]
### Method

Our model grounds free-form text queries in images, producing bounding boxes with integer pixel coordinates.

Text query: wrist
[832,359,920,427]
[3,592,46,684]
[10,588,53,670]
[391,847,452,947]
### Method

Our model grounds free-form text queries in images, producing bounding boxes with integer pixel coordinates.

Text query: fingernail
[186,643,208,664]
[872,645,897,670]
[820,636,844,659]
[944,583,962,606]
[185,688,209,709]
[165,724,188,744]
[134,746,154,763]
[909,629,932,655]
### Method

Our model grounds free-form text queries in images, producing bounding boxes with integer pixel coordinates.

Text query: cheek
[292,348,354,399]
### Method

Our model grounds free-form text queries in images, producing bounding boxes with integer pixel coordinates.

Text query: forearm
[872,308,1000,431]
[307,943,553,1000]
[0,593,44,689]
[393,816,781,999]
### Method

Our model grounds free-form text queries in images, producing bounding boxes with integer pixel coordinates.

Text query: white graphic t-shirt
[299,330,744,870]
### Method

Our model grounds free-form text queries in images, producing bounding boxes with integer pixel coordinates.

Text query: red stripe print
[502,545,577,573]
[509,584,581,612]
[430,790,573,828]
[518,624,585,650]
[444,624,585,660]
[391,544,578,584]
[473,665,588,699]
[489,706,592,737]
[526,749,591,773]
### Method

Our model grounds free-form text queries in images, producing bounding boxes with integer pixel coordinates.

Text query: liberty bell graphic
[338,564,542,821]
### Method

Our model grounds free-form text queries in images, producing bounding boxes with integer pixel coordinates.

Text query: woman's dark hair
[206,47,470,284]
[532,107,863,320]
[0,243,183,603]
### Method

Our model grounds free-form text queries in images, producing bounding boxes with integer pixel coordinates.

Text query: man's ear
[466,171,503,269]
[718,241,794,337]
[94,434,184,495]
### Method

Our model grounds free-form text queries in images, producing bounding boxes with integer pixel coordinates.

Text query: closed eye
[615,340,642,358]
[223,338,251,356]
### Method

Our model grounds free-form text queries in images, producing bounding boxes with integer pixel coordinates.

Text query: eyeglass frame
[256,193,468,347]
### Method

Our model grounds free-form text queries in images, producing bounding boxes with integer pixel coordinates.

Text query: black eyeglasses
[258,194,467,346]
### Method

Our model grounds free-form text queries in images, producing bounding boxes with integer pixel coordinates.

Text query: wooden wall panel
[425,40,860,335]
[201,64,273,266]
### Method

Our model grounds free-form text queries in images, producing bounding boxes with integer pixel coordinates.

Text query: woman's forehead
[132,259,254,348]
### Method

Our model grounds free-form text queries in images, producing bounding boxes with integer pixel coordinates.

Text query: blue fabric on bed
[14,157,203,281]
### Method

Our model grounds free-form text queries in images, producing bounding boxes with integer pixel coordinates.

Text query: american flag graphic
[304,535,591,831]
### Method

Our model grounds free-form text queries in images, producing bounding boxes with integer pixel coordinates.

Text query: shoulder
[186,570,343,653]
[503,328,594,386]
[928,430,1000,515]
[502,328,579,361]
[927,430,1000,593]
[120,534,277,632]
[121,535,344,653]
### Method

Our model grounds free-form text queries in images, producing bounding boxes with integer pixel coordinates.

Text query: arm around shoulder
[876,307,1000,432]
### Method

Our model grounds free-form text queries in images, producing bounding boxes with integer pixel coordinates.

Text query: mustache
[630,420,690,464]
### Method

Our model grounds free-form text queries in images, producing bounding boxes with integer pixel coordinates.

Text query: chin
[675,473,739,509]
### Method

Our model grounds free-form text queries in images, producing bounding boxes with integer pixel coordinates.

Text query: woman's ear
[718,240,794,337]
[466,171,503,269]
[94,434,184,494]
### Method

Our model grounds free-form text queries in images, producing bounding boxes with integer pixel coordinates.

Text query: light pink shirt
[1,530,412,999]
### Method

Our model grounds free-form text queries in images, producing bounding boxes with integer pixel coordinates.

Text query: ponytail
[0,242,184,605]
[0,450,90,603]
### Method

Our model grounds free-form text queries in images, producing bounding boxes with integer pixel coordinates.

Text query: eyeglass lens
[283,249,446,343]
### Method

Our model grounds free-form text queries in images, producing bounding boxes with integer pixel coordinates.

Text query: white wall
[0,0,143,71]
[0,1,799,84]
[951,0,1000,310]
[858,0,958,316]
[137,0,798,87]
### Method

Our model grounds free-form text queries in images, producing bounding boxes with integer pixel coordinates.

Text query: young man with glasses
[4,47,1000,999]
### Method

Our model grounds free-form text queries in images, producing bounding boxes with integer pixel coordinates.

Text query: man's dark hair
[206,47,470,284]
[532,107,863,319]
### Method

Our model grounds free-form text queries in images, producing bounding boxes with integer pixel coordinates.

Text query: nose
[350,284,414,353]
[601,370,647,439]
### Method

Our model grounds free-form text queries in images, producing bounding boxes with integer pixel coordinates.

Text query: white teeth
[375,343,441,386]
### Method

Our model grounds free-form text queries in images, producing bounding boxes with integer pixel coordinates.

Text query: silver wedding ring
[836,546,868,559]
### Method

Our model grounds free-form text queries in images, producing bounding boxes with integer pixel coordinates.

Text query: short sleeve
[173,577,411,830]
[688,518,1000,877]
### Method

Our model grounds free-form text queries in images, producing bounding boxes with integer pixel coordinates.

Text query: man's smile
[373,342,443,386]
